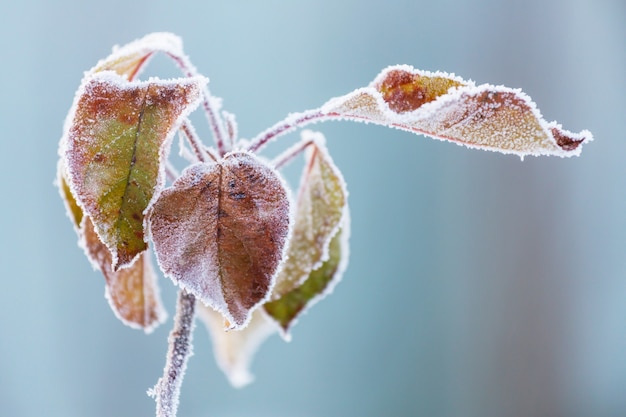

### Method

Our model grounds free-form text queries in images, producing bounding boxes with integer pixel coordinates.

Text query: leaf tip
[549,125,593,155]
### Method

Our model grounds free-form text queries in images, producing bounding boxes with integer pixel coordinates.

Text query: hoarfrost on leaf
[149,151,291,330]
[82,217,166,332]
[272,131,347,297]
[319,65,592,158]
[62,72,205,270]
[91,32,185,81]
[265,221,349,337]
[55,32,596,415]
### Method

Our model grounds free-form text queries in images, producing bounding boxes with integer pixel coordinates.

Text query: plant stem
[272,137,314,170]
[167,52,228,157]
[247,109,335,154]
[165,161,180,183]
[181,121,209,162]
[150,290,196,417]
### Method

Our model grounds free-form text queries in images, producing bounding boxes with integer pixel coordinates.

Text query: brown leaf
[321,65,592,158]
[149,151,291,329]
[82,217,166,332]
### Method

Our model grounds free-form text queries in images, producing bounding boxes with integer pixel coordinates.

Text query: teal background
[1,1,625,416]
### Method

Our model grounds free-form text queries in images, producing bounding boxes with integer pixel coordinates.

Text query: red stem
[167,52,228,157]
[247,109,335,154]
[181,121,209,163]
[273,138,314,170]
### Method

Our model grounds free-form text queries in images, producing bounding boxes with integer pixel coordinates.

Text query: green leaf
[63,72,204,269]
[82,217,166,332]
[272,131,347,297]
[265,226,347,335]
[321,65,592,158]
[149,152,291,329]
[264,131,349,335]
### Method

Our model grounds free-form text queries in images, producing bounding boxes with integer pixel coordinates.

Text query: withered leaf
[321,65,592,157]
[197,306,276,387]
[265,225,348,336]
[149,151,291,329]
[91,32,184,81]
[271,131,347,297]
[64,72,204,270]
[82,217,166,332]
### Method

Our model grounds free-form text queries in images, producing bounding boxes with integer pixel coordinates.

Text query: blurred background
[1,0,625,416]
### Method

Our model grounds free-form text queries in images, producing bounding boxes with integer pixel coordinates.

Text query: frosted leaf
[90,32,185,81]
[321,65,592,158]
[63,72,205,270]
[197,306,275,387]
[149,151,291,330]
[272,131,347,296]
[82,217,166,332]
[58,160,166,331]
[265,220,350,338]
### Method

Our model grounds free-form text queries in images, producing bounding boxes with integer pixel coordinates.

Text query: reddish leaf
[63,72,204,270]
[321,65,592,158]
[149,152,291,329]
[82,217,166,332]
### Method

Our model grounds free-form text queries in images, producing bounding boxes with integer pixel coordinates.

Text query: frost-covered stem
[273,138,314,170]
[181,121,209,162]
[165,161,180,183]
[167,52,228,156]
[150,290,196,417]
[248,109,336,154]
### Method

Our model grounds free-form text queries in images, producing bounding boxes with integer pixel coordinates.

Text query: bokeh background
[1,1,625,416]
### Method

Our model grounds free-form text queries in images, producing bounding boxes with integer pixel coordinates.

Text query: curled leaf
[82,216,166,332]
[91,32,184,81]
[149,151,291,329]
[197,306,276,388]
[272,131,347,296]
[321,65,592,158]
[63,72,205,270]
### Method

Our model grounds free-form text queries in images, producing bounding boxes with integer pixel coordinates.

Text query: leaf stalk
[150,290,196,417]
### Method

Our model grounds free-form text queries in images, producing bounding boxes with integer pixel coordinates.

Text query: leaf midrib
[114,85,151,260]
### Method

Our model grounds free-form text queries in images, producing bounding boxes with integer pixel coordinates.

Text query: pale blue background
[1,1,625,416]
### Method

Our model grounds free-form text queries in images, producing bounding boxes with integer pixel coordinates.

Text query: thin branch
[247,109,335,154]
[181,121,209,163]
[165,161,180,183]
[167,52,228,156]
[272,137,314,170]
[204,146,220,163]
[149,290,196,417]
